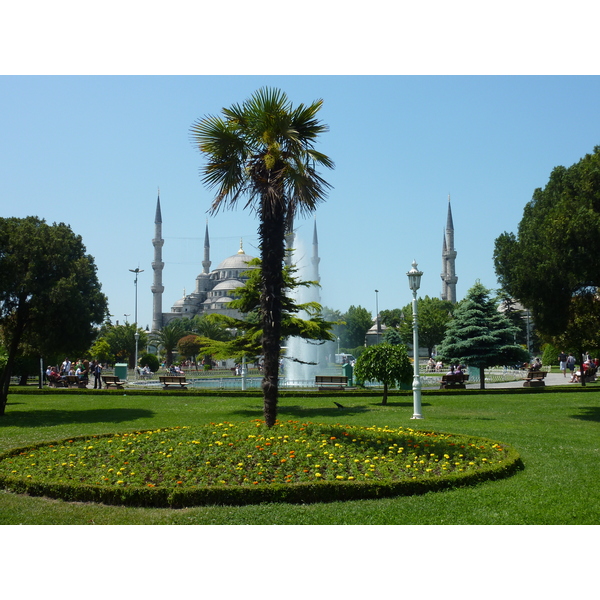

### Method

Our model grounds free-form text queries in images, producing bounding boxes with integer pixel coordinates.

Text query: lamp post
[375,289,380,344]
[407,260,423,419]
[129,267,144,378]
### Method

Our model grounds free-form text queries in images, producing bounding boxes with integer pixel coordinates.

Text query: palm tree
[190,87,333,427]
[150,319,188,366]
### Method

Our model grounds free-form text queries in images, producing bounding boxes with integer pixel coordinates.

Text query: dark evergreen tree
[437,282,529,389]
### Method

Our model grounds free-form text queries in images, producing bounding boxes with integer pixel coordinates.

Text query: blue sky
[2,75,600,328]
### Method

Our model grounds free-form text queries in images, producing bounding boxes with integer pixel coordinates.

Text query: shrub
[139,353,160,372]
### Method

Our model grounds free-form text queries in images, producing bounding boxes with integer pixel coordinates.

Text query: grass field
[0,387,598,525]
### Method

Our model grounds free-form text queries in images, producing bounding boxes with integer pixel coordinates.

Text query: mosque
[150,193,457,332]
[150,193,322,331]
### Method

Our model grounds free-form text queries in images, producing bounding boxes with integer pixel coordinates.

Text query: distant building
[151,193,321,330]
[441,195,458,303]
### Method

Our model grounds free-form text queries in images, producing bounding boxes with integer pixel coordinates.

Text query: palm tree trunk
[259,197,286,428]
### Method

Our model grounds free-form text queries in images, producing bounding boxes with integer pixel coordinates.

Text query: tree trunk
[0,305,28,416]
[259,196,286,428]
[479,365,486,390]
[382,382,388,405]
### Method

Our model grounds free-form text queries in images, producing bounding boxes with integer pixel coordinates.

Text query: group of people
[46,358,104,389]
[558,350,599,383]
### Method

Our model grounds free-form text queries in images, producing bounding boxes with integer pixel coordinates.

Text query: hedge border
[0,429,523,508]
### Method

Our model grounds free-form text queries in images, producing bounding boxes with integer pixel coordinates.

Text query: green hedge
[0,449,523,509]
[0,430,523,508]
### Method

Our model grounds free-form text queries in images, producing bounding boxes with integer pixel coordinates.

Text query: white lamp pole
[407,260,424,419]
[129,267,144,379]
[375,289,380,344]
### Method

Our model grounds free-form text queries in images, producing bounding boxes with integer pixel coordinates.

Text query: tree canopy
[190,87,333,427]
[494,146,600,338]
[436,282,528,389]
[340,305,372,349]
[353,343,412,405]
[396,296,454,357]
[0,217,107,414]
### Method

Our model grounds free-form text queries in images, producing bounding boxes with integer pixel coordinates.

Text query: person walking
[558,350,568,377]
[93,361,103,389]
[566,353,576,381]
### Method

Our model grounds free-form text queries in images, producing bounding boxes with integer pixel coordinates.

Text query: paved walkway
[465,371,577,390]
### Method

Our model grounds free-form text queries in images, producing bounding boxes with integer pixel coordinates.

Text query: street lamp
[407,260,423,419]
[375,289,380,344]
[129,267,144,378]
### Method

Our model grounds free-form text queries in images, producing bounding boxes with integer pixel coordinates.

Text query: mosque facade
[150,194,322,331]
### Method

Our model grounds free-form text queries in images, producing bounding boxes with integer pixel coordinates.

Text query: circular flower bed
[0,420,522,507]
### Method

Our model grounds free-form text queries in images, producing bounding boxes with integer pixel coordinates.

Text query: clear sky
[2,75,600,328]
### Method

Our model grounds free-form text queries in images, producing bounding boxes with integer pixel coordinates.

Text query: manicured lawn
[0,388,599,524]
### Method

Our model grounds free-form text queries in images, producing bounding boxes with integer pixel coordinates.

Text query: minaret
[441,195,458,303]
[202,220,211,274]
[151,191,165,331]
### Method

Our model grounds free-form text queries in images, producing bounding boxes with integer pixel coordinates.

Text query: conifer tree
[437,282,528,389]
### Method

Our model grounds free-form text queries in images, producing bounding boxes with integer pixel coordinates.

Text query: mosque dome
[215,240,256,273]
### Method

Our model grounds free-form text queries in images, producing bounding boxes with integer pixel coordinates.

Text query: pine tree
[437,281,528,389]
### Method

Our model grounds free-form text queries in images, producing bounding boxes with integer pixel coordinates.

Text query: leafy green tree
[436,282,529,389]
[340,305,372,348]
[380,308,404,328]
[494,146,600,340]
[102,323,148,368]
[0,217,107,415]
[544,292,600,383]
[177,335,203,363]
[190,87,333,427]
[139,353,160,373]
[150,319,189,366]
[89,337,113,364]
[354,343,412,405]
[397,296,454,357]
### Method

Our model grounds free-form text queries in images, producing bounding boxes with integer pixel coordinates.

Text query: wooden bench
[315,375,348,391]
[159,375,188,389]
[102,375,126,389]
[523,370,546,387]
[440,373,469,389]
[65,375,88,389]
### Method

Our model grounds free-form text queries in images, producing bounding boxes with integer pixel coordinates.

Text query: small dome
[213,279,244,291]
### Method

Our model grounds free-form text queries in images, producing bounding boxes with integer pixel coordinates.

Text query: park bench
[159,375,188,389]
[101,375,126,389]
[65,375,88,389]
[315,375,348,391]
[48,376,68,388]
[523,370,546,387]
[440,373,469,389]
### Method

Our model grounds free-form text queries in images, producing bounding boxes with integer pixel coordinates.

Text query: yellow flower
[315,473,322,478]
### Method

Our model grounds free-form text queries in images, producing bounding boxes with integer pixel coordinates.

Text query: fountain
[284,234,322,387]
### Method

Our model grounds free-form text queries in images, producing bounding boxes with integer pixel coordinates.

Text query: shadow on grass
[571,406,600,422]
[1,408,155,428]
[232,400,429,420]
